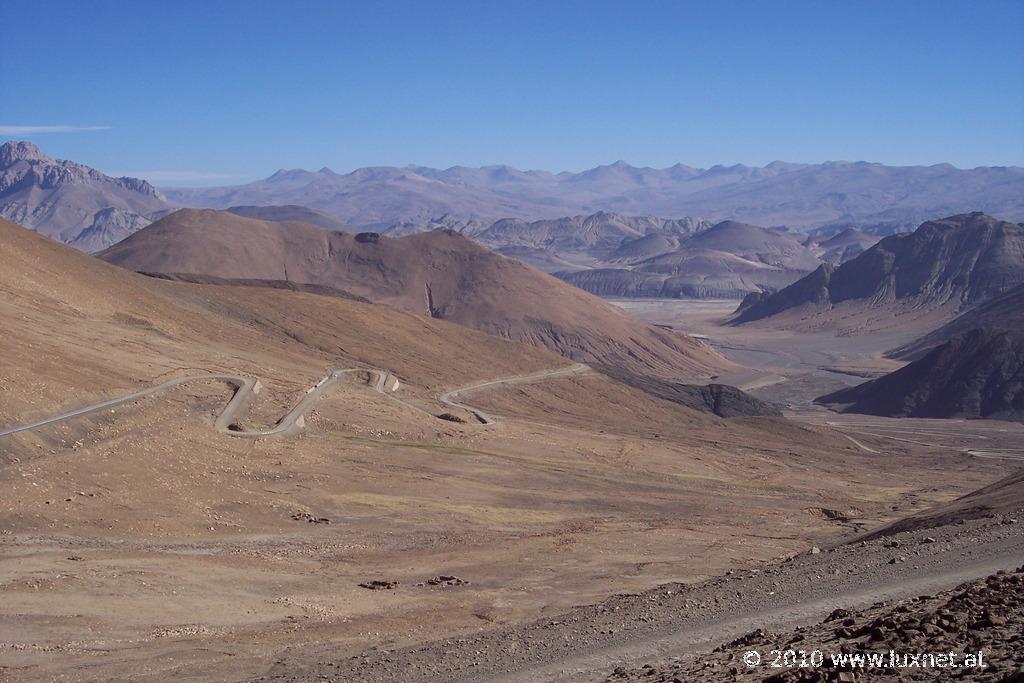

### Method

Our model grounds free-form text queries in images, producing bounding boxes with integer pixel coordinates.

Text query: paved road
[0,369,396,439]
[439,363,589,425]
[0,363,589,440]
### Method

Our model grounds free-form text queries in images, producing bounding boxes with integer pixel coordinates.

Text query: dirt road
[438,363,589,424]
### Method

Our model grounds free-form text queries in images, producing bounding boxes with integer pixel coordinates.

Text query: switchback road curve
[0,363,589,440]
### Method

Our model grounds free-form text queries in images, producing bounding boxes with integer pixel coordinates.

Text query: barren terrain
[1,226,1020,682]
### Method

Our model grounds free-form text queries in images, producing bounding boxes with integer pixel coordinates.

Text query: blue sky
[2,0,1022,185]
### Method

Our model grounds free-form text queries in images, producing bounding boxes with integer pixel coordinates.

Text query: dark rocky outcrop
[732,263,834,321]
[594,364,783,418]
[817,328,1024,421]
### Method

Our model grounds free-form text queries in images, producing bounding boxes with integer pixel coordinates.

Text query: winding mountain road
[0,363,589,440]
[439,363,589,424]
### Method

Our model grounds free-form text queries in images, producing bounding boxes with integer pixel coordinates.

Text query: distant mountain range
[0,141,173,251]
[165,158,1024,234]
[4,140,1023,263]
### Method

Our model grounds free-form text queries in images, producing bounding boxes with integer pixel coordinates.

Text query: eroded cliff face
[0,140,171,251]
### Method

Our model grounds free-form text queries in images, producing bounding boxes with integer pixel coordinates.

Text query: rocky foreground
[255,513,1023,682]
[606,566,1024,682]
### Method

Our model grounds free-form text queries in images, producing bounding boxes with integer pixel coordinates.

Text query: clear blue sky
[2,0,1022,185]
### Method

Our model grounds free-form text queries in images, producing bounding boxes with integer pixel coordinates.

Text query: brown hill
[99,209,729,383]
[0,216,571,423]
[733,213,1024,332]
[817,328,1024,421]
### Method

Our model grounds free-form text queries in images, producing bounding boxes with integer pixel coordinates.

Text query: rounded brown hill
[99,209,729,382]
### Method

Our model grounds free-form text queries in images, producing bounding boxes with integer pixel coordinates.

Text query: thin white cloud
[0,125,111,135]
[115,170,240,183]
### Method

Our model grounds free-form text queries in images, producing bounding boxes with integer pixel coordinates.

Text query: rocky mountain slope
[99,209,731,385]
[806,226,879,264]
[0,215,575,424]
[472,211,710,259]
[164,160,1024,233]
[890,283,1024,360]
[732,213,1024,331]
[557,220,820,299]
[817,328,1024,421]
[0,140,172,251]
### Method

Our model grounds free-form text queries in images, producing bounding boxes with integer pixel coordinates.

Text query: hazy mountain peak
[267,168,316,182]
[0,140,49,164]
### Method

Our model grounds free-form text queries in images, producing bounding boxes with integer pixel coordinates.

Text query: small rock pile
[291,511,330,524]
[421,575,470,587]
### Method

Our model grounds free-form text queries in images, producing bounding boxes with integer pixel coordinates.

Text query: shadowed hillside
[817,328,1024,421]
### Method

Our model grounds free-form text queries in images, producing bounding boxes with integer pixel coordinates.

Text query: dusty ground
[8,367,1011,682]
[252,514,1024,682]
[608,298,914,404]
[603,552,1024,682]
[1,247,1020,683]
